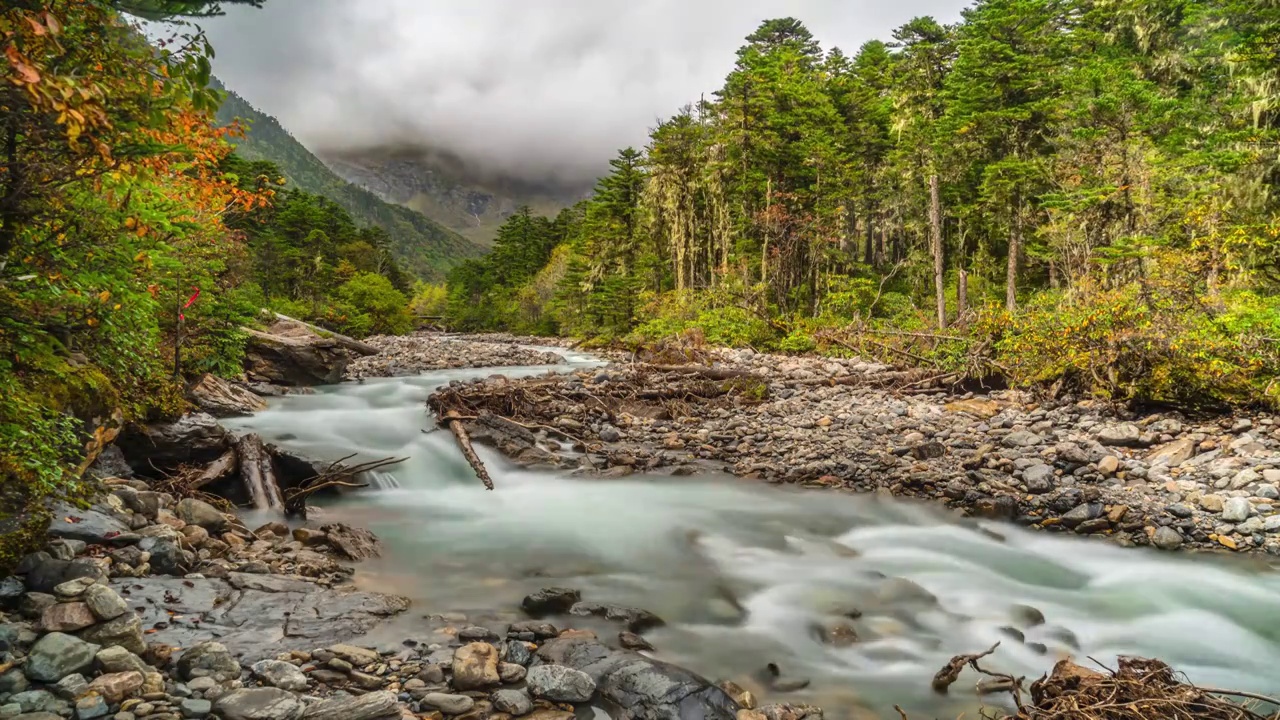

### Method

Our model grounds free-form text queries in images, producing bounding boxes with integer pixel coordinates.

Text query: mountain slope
[323,148,590,246]
[213,81,483,279]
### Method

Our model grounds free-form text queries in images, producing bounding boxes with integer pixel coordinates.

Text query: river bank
[430,342,1280,557]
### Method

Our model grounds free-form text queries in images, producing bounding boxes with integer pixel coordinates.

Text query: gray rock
[137,537,185,576]
[24,632,100,683]
[95,646,149,676]
[301,691,399,720]
[1258,484,1280,500]
[1147,437,1196,467]
[74,693,109,719]
[1223,497,1253,523]
[117,412,230,472]
[1097,423,1142,447]
[250,660,307,691]
[526,664,597,703]
[180,698,213,718]
[420,693,475,715]
[1168,504,1195,519]
[567,602,664,633]
[25,558,105,595]
[175,499,228,532]
[535,638,738,720]
[599,426,622,443]
[80,613,146,655]
[1002,431,1043,448]
[1230,469,1261,491]
[1264,516,1280,532]
[1023,464,1055,494]
[0,668,30,694]
[53,673,89,700]
[491,689,533,716]
[178,642,241,681]
[46,505,131,546]
[1061,503,1103,527]
[83,584,129,621]
[1152,526,1184,550]
[10,689,62,714]
[0,576,24,611]
[212,688,304,720]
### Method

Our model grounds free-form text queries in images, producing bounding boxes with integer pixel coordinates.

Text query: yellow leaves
[86,318,98,328]
[123,217,137,229]
[98,290,111,303]
[113,304,122,311]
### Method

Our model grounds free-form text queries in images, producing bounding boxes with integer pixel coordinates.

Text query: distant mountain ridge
[212,80,483,279]
[322,148,591,246]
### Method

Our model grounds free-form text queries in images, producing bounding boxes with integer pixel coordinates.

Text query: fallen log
[269,312,380,356]
[443,410,494,490]
[235,433,285,512]
[192,448,238,490]
[648,364,762,380]
[284,454,405,515]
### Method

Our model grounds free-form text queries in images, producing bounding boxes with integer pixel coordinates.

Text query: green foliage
[336,272,413,337]
[410,282,449,318]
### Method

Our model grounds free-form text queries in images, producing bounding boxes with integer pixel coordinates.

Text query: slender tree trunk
[863,198,875,266]
[929,173,946,329]
[1007,209,1021,312]
[957,268,969,326]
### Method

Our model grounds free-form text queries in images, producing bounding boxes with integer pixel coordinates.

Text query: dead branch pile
[925,650,1278,720]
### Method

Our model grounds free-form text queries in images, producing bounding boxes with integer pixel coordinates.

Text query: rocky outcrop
[243,322,354,387]
[188,373,268,417]
[116,412,231,472]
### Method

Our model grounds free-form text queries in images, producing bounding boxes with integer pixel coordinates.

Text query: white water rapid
[224,350,1280,719]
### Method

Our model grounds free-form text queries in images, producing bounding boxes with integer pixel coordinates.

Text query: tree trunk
[957,269,969,326]
[1007,210,1021,312]
[235,433,285,513]
[863,199,875,266]
[929,173,946,329]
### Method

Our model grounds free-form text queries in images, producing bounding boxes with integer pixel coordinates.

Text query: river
[225,350,1280,719]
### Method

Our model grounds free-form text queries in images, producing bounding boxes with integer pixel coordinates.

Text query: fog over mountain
[201,0,966,185]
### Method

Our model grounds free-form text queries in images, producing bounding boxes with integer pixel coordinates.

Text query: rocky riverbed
[346,335,564,380]
[2,465,814,720]
[430,346,1280,556]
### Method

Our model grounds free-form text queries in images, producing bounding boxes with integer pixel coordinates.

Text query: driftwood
[269,312,379,356]
[284,453,405,514]
[648,364,761,380]
[932,642,1003,694]
[442,410,494,490]
[235,433,285,513]
[192,448,238,490]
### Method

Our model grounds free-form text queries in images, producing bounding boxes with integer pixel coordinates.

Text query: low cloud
[201,0,965,184]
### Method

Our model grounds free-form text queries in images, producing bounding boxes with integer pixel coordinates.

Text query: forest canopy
[447,2,1280,410]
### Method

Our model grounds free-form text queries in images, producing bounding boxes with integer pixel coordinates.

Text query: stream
[225,350,1280,719]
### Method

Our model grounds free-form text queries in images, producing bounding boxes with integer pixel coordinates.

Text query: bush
[336,272,413,337]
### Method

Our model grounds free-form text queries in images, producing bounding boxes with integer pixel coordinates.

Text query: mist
[200,0,967,185]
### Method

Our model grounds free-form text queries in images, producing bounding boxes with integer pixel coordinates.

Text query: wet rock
[327,643,379,666]
[88,671,144,703]
[301,691,399,720]
[25,632,100,682]
[452,642,500,689]
[0,576,25,611]
[213,687,305,720]
[567,602,664,633]
[181,698,214,718]
[491,689,533,716]
[138,537,185,576]
[175,498,228,533]
[535,637,738,720]
[177,641,241,680]
[503,640,536,666]
[421,693,476,715]
[1061,503,1103,528]
[75,695,110,719]
[521,588,581,617]
[319,523,381,561]
[243,320,352,387]
[188,373,268,417]
[618,632,654,652]
[526,664,597,703]
[250,660,307,691]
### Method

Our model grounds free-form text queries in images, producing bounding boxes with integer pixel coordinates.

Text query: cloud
[200,0,967,184]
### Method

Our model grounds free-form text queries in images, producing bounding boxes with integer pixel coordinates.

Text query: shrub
[336,272,413,337]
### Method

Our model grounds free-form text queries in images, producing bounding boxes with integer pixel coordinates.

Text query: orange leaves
[4,45,41,85]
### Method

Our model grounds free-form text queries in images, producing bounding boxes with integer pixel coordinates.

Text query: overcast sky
[200,0,967,183]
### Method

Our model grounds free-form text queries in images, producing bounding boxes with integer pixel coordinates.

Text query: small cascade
[366,470,401,490]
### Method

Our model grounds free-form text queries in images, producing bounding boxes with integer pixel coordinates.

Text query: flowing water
[225,350,1280,719]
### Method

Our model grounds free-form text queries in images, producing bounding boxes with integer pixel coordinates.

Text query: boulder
[492,689,533,716]
[83,583,129,622]
[175,498,229,533]
[452,642,500,689]
[251,659,308,691]
[1147,437,1196,467]
[40,602,96,632]
[535,638,738,720]
[527,664,597,703]
[326,643,380,667]
[46,506,131,546]
[79,613,146,655]
[320,523,381,561]
[1223,498,1253,523]
[1022,464,1055,494]
[1097,423,1142,447]
[1152,526,1184,550]
[25,632,100,683]
[96,646,150,675]
[243,321,352,387]
[177,641,241,680]
[567,602,665,633]
[301,691,400,720]
[213,688,305,720]
[521,587,581,617]
[188,373,268,417]
[420,693,475,715]
[116,412,230,472]
[88,670,144,703]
